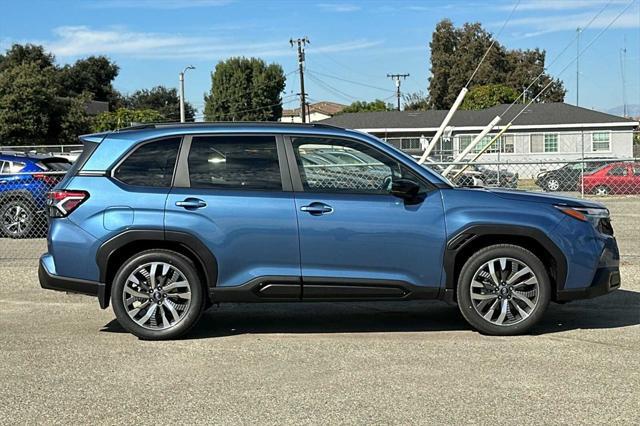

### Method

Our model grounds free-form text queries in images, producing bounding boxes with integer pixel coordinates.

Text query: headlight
[556,205,609,226]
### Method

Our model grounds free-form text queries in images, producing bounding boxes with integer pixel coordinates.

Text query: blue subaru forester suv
[39,123,620,339]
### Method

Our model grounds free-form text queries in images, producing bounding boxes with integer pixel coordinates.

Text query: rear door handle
[300,202,333,216]
[175,198,207,209]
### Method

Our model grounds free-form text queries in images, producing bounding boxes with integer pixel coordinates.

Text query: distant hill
[605,104,640,118]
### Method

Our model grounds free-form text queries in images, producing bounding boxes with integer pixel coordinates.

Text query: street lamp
[179,65,195,123]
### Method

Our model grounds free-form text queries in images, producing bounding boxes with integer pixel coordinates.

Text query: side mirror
[391,178,422,202]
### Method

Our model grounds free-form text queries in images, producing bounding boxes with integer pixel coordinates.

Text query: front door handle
[300,202,333,216]
[175,198,207,209]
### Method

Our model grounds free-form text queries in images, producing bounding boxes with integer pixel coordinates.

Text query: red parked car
[582,162,640,195]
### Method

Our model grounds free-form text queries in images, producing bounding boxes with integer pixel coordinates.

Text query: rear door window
[114,137,181,187]
[187,135,282,191]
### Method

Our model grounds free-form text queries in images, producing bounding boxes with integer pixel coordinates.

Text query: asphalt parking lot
[1,196,639,424]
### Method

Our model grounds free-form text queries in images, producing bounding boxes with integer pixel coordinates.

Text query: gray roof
[320,103,637,129]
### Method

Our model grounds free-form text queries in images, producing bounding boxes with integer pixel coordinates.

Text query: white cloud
[498,0,629,11]
[317,3,361,12]
[87,0,233,9]
[38,26,382,60]
[502,8,640,37]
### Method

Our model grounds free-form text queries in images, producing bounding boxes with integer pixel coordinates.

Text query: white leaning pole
[418,87,468,164]
[442,115,502,177]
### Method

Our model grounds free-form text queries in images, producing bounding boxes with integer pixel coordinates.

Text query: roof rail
[114,121,345,132]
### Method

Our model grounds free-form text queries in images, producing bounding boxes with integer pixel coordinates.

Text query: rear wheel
[0,199,34,238]
[457,244,550,335]
[594,185,610,196]
[111,249,205,340]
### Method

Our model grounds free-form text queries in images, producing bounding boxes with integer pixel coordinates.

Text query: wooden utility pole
[290,37,310,122]
[387,73,409,111]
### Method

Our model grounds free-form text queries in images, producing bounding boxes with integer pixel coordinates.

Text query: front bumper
[556,266,621,301]
[39,257,108,309]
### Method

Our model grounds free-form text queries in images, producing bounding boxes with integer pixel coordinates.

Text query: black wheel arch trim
[443,224,568,295]
[96,229,218,290]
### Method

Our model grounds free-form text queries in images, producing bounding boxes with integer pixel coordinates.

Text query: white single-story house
[320,103,638,177]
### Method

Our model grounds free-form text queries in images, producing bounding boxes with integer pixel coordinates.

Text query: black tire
[457,244,551,336]
[594,185,610,196]
[545,178,561,192]
[0,198,35,238]
[111,249,205,340]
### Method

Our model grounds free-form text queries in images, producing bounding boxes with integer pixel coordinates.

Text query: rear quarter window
[113,137,181,187]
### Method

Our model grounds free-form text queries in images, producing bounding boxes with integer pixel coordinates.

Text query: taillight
[33,173,58,185]
[47,190,89,218]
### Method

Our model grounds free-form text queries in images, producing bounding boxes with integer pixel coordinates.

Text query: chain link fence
[425,158,640,197]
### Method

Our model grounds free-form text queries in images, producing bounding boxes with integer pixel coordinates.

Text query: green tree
[125,86,195,122]
[427,20,565,109]
[0,44,55,72]
[55,94,94,143]
[93,108,165,132]
[341,99,394,113]
[59,56,121,108]
[403,91,429,111]
[204,57,286,121]
[461,84,519,110]
[0,62,58,144]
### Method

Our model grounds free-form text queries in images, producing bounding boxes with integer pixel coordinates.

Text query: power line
[502,0,613,117]
[511,0,637,124]
[194,94,299,120]
[305,71,359,103]
[306,69,395,93]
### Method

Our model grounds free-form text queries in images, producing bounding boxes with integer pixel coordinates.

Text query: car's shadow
[101,289,640,339]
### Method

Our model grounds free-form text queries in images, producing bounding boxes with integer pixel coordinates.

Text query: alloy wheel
[2,204,30,236]
[122,262,192,330]
[469,257,539,326]
[546,179,560,191]
[595,186,609,196]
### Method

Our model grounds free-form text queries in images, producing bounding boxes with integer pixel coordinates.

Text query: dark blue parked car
[39,123,620,339]
[0,153,71,238]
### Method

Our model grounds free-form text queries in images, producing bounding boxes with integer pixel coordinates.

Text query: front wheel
[111,249,205,340]
[457,244,550,335]
[545,178,560,191]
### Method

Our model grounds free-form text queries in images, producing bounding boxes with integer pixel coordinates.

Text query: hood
[483,187,604,208]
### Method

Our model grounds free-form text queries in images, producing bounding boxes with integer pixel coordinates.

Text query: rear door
[165,134,300,294]
[606,164,630,193]
[631,163,640,194]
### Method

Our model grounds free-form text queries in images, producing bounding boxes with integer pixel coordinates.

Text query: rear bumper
[556,266,620,301]
[38,257,108,309]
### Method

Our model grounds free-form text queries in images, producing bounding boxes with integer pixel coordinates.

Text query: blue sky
[1,0,639,116]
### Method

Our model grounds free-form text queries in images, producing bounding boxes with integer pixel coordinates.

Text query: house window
[544,133,558,152]
[458,134,514,154]
[592,131,610,152]
[458,135,473,152]
[502,134,515,153]
[530,134,543,152]
[400,138,420,150]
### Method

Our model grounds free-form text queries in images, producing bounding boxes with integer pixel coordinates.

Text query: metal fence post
[580,130,585,198]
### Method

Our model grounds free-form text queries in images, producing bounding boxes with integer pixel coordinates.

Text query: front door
[165,134,300,294]
[286,135,447,298]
